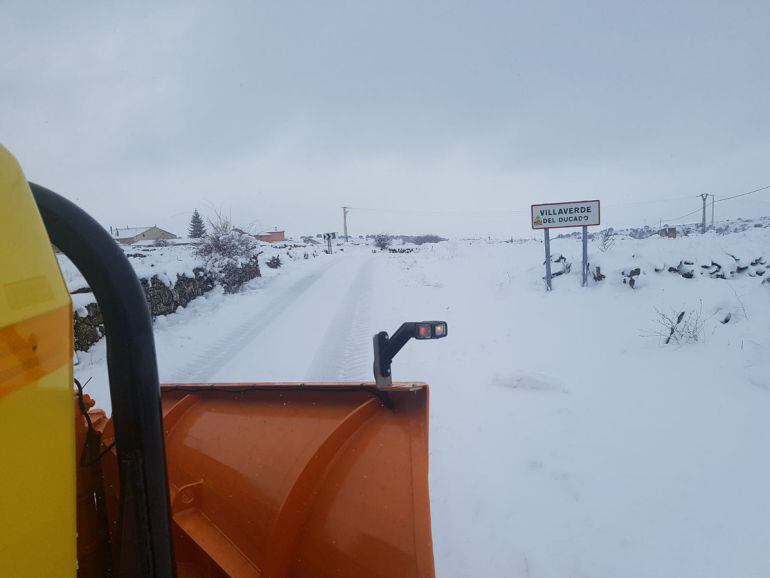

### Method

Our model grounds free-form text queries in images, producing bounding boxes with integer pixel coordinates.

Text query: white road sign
[531,200,600,229]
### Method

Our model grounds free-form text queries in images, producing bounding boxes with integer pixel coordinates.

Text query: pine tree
[188,209,206,238]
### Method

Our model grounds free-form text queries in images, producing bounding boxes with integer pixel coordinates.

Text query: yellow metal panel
[0,145,76,576]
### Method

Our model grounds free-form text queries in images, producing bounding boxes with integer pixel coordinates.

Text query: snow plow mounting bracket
[373,321,447,387]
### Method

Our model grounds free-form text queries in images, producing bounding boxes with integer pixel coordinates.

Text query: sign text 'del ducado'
[531,200,600,229]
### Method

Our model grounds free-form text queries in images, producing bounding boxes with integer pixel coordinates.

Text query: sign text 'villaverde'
[531,200,601,229]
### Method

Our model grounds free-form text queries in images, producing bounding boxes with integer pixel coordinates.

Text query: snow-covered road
[121,252,386,387]
[163,255,376,383]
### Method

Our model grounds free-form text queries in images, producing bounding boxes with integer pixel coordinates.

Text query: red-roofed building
[254,230,285,243]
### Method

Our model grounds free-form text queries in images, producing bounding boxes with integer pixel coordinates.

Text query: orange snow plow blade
[115,382,434,578]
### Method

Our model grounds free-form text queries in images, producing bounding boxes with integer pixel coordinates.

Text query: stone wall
[140,267,215,317]
[218,257,261,294]
[74,302,104,352]
[73,258,260,352]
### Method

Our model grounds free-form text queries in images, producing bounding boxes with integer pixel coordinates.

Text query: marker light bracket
[373,321,448,387]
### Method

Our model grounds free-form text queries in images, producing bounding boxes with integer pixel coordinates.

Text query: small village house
[111,226,178,245]
[254,230,286,243]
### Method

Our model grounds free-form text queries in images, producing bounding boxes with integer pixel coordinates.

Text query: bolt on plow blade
[155,382,434,578]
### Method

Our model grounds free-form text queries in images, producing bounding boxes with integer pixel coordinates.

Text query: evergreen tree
[188,209,206,238]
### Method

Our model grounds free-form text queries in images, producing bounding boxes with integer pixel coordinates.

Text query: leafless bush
[195,212,260,292]
[398,234,447,245]
[642,303,705,345]
[728,285,750,320]
[373,234,393,251]
[196,212,257,265]
[266,255,282,269]
[598,228,616,252]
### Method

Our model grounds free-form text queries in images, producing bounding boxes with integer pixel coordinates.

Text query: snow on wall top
[58,239,324,308]
[57,244,207,302]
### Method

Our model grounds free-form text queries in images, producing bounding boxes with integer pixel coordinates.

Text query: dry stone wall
[73,258,259,352]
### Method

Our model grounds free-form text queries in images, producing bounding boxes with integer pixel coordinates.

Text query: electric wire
[346,192,700,219]
[342,182,769,232]
[714,183,770,204]
[663,183,770,224]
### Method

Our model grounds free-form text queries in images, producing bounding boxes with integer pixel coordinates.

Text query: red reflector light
[417,324,432,339]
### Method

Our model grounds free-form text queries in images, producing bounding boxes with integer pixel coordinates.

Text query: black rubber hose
[30,183,174,578]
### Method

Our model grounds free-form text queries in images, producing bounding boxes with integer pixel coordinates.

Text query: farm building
[254,230,286,243]
[112,226,178,245]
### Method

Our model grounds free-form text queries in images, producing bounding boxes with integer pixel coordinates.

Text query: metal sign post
[531,200,600,291]
[544,228,552,291]
[582,225,588,287]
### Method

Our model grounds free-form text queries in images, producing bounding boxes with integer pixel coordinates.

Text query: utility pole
[710,194,715,229]
[700,194,709,234]
[342,206,350,242]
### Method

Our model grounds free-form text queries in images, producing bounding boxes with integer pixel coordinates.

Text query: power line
[348,193,696,218]
[662,183,770,224]
[714,183,770,204]
[346,182,769,230]
[663,205,704,224]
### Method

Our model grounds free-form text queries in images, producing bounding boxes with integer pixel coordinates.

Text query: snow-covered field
[74,228,770,578]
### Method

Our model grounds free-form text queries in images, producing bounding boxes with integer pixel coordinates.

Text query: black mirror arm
[372,322,446,387]
[385,322,417,362]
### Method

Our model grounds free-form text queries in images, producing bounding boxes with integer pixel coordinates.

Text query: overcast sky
[3,0,769,237]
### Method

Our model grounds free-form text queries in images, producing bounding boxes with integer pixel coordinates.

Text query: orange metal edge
[160,381,428,391]
[157,381,435,577]
[74,392,112,577]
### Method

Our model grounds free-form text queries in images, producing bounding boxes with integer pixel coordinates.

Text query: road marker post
[323,232,337,254]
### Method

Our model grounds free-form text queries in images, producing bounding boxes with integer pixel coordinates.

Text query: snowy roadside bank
[62,240,325,351]
[374,230,770,578]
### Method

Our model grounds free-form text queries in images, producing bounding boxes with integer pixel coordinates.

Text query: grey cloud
[2,0,769,236]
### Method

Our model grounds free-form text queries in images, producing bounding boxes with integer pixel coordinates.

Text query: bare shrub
[642,303,705,345]
[728,285,750,320]
[398,234,447,245]
[266,255,282,269]
[196,212,260,291]
[598,228,616,252]
[196,212,257,264]
[373,234,392,251]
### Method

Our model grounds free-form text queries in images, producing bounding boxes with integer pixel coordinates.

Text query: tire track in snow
[336,297,374,381]
[306,257,374,381]
[168,264,334,383]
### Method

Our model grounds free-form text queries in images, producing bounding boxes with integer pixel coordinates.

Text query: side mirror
[373,321,448,387]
